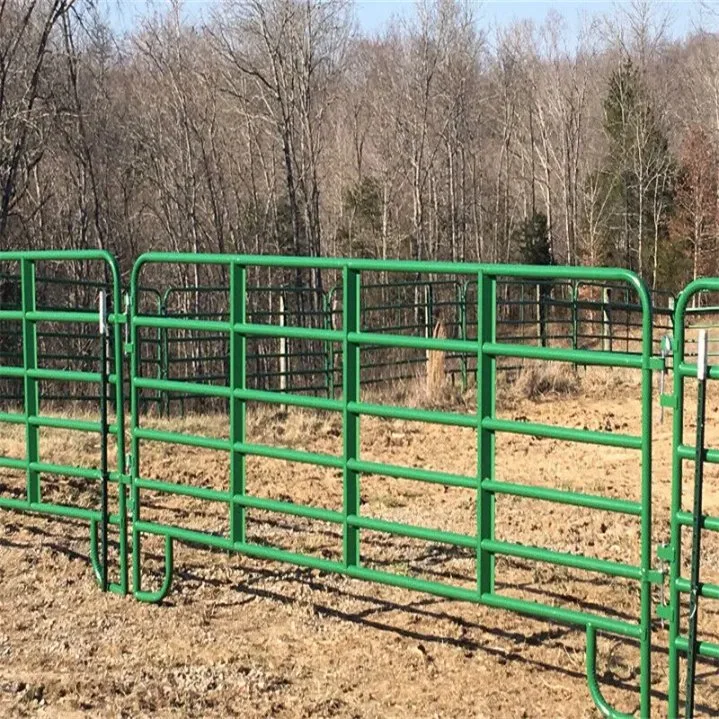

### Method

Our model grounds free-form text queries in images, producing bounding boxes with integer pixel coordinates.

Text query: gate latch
[122,293,134,357]
[656,543,673,624]
[658,336,675,422]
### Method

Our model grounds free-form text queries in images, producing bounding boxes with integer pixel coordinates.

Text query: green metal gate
[668,278,719,716]
[126,253,656,717]
[0,250,128,593]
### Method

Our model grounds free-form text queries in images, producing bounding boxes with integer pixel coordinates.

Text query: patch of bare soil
[1,371,719,717]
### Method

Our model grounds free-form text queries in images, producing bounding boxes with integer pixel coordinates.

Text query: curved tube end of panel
[134,534,174,604]
[585,625,637,719]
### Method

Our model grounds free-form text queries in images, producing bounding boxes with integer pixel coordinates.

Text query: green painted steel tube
[675,635,719,660]
[27,415,113,433]
[0,456,29,471]
[342,267,361,569]
[135,476,342,524]
[131,253,652,283]
[477,273,496,596]
[135,476,230,503]
[229,264,247,544]
[347,458,476,489]
[134,316,230,333]
[676,510,719,531]
[237,388,342,412]
[99,292,110,592]
[0,366,25,378]
[482,479,642,516]
[0,496,113,522]
[133,376,231,399]
[233,441,344,470]
[130,516,640,640]
[25,310,113,324]
[29,461,102,481]
[21,259,40,505]
[349,401,477,428]
[677,362,719,380]
[483,342,643,368]
[483,538,642,581]
[668,277,719,716]
[348,514,475,549]
[27,368,118,384]
[349,331,474,354]
[482,594,640,641]
[240,495,342,524]
[636,266,654,718]
[134,535,174,603]
[483,417,642,450]
[134,519,345,573]
[676,577,719,601]
[676,444,719,463]
[134,427,229,452]
[0,411,26,424]
[130,277,143,597]
[235,322,342,343]
[586,626,634,718]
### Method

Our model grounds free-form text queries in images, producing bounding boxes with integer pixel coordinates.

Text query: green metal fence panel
[16,249,719,713]
[0,249,127,594]
[668,279,719,716]
[0,264,677,413]
[128,253,656,717]
[122,271,678,413]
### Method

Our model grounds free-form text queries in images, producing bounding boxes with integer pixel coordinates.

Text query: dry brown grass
[3,379,719,717]
[426,317,447,397]
[508,361,581,401]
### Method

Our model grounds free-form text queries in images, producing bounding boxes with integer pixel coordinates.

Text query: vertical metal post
[668,295,686,716]
[625,287,630,353]
[669,296,676,339]
[424,282,433,363]
[571,280,579,352]
[20,259,39,504]
[122,292,130,416]
[160,297,168,418]
[639,282,654,718]
[98,290,109,592]
[279,293,288,395]
[116,285,128,594]
[229,263,247,545]
[685,329,708,718]
[343,267,360,568]
[603,287,612,352]
[130,282,142,595]
[536,283,548,348]
[477,271,496,594]
[458,282,468,392]
[659,335,671,424]
[323,290,333,399]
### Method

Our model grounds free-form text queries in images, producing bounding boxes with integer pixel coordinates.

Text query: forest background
[2,0,719,294]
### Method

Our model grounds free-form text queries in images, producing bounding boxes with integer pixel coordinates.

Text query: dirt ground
[1,367,719,717]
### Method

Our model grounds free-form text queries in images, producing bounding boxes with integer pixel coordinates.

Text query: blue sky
[355,1,701,38]
[109,1,706,39]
